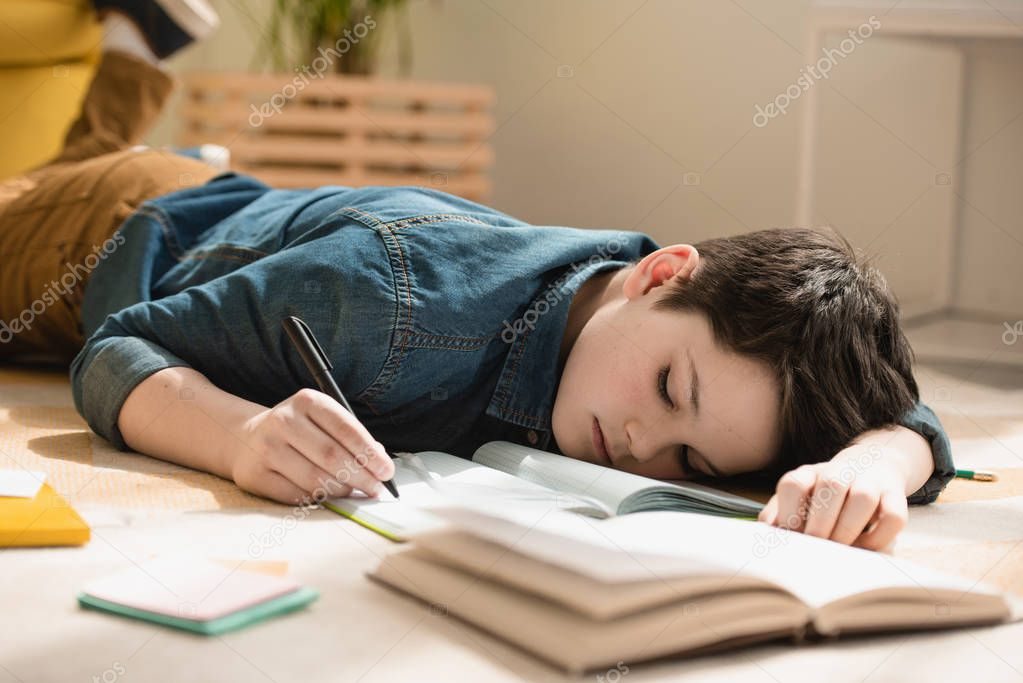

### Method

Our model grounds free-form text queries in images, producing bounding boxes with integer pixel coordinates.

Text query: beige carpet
[2,359,1021,598]
[0,364,279,512]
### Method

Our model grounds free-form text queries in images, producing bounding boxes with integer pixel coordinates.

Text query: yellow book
[0,483,90,547]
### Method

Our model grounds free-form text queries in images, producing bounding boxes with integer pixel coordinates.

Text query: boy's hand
[757,446,909,552]
[233,388,395,505]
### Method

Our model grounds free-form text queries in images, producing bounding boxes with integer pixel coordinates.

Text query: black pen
[281,315,399,498]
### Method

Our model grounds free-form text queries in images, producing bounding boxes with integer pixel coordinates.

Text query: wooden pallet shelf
[178,71,496,201]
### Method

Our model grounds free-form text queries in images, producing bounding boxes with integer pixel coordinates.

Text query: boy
[0,1,953,552]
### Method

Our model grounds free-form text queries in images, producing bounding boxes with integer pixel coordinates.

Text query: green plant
[262,0,412,76]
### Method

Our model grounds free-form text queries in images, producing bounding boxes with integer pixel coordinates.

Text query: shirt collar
[485,257,636,442]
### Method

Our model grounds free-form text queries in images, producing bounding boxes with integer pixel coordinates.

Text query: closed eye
[657,365,673,408]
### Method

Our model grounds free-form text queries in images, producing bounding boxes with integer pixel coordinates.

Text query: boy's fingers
[285,414,392,494]
[259,469,312,505]
[287,414,364,480]
[774,466,816,532]
[803,473,850,539]
[285,414,342,473]
[829,483,880,545]
[274,444,359,499]
[853,491,907,551]
[307,447,379,498]
[352,440,395,481]
[305,393,394,479]
[758,495,778,524]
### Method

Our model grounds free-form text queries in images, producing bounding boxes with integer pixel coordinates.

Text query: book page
[371,548,806,672]
[426,505,1006,611]
[473,442,762,516]
[473,441,650,512]
[324,451,608,540]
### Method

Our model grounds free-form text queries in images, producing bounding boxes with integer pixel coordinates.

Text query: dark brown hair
[650,227,918,474]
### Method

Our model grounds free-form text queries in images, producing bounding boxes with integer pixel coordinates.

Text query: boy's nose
[623,422,655,462]
[626,421,680,464]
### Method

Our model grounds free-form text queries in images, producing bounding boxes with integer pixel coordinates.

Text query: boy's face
[551,245,782,480]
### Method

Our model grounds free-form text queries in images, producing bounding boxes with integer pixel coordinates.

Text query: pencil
[955,468,997,482]
[282,316,399,498]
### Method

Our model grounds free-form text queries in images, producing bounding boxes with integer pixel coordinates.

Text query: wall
[149,0,1023,318]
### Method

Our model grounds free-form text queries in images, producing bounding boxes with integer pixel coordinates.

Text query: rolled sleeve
[70,228,397,453]
[898,400,955,505]
[70,334,192,450]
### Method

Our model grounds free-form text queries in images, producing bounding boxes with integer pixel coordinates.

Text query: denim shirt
[71,172,955,504]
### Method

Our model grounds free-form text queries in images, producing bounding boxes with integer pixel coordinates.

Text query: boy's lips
[591,417,613,466]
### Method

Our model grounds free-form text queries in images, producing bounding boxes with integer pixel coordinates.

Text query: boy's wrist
[119,366,266,484]
[840,425,934,496]
[205,389,268,484]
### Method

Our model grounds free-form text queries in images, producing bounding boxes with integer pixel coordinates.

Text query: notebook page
[324,452,476,537]
[324,451,606,539]
[473,441,656,513]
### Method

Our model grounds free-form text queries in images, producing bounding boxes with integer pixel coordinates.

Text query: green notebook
[77,587,319,635]
[77,556,319,635]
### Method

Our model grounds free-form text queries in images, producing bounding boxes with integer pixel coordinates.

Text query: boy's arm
[116,365,393,503]
[116,365,259,482]
[70,241,397,503]
[758,399,954,550]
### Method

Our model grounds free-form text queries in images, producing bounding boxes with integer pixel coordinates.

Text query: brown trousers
[0,51,222,362]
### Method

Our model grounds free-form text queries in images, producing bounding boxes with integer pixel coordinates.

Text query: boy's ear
[623,244,700,300]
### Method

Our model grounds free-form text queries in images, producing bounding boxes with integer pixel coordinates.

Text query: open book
[323,440,763,541]
[369,505,1020,672]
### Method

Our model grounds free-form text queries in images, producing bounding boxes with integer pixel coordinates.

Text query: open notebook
[323,440,762,541]
[370,506,1021,672]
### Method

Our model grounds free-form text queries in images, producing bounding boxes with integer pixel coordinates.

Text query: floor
[1,333,1022,682]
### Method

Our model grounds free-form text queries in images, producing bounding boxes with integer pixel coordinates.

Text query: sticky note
[0,469,46,498]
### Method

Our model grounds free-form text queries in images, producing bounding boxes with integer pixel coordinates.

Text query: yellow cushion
[0,0,101,179]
